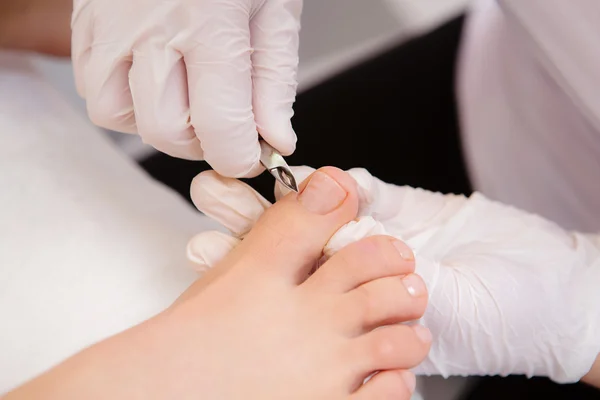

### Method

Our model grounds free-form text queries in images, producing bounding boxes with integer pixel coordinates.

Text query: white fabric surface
[459,0,600,232]
[0,50,223,392]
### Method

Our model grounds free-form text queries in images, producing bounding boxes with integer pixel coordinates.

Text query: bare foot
[6,168,430,400]
[166,168,431,399]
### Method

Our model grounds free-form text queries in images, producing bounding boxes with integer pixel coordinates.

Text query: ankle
[0,0,72,56]
[0,2,20,48]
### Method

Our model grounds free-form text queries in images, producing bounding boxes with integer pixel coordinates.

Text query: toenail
[401,370,416,393]
[402,274,426,297]
[298,171,347,215]
[392,240,414,261]
[413,325,432,344]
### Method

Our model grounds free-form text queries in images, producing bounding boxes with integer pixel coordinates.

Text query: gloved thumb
[250,0,302,157]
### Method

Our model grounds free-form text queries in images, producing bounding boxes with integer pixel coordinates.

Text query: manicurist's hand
[72,0,302,178]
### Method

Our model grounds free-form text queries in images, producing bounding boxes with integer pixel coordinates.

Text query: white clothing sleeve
[457,0,600,231]
[497,0,600,128]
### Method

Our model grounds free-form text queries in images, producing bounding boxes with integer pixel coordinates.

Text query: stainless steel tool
[259,140,299,193]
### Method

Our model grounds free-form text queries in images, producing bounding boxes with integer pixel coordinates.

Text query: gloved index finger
[183,4,262,178]
[250,0,302,156]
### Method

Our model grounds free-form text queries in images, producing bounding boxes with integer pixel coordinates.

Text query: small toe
[351,370,415,400]
[353,324,431,374]
[341,274,428,334]
[304,236,415,293]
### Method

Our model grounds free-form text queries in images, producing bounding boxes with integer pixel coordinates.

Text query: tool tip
[276,167,299,193]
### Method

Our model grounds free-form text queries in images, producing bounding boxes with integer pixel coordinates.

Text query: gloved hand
[71,0,301,177]
[186,166,600,384]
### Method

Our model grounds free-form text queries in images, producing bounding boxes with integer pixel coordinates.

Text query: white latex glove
[71,0,301,177]
[186,166,600,384]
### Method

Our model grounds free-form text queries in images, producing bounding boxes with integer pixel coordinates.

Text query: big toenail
[392,240,414,261]
[298,171,347,214]
[401,370,417,393]
[402,274,426,297]
[413,325,432,344]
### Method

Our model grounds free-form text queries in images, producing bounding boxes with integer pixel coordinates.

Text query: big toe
[233,167,359,284]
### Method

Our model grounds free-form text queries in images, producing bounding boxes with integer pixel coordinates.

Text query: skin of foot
[4,167,431,400]
[0,0,72,56]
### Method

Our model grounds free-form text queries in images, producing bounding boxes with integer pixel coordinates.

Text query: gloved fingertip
[190,170,228,208]
[211,154,263,179]
[267,133,297,157]
[147,136,204,161]
[202,139,263,179]
[346,168,375,192]
[186,257,211,274]
[236,160,264,179]
[186,231,240,273]
[191,169,226,184]
[258,115,297,157]
[186,241,211,273]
